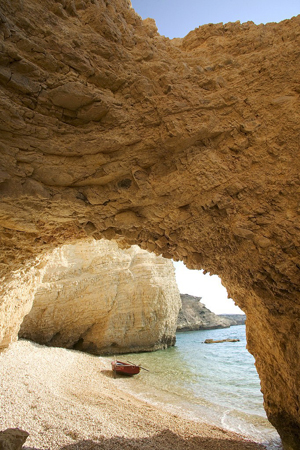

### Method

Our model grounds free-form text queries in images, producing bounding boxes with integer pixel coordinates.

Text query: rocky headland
[0,0,299,446]
[219,314,246,326]
[177,294,232,331]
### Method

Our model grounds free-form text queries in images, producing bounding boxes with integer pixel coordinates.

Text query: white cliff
[19,240,181,354]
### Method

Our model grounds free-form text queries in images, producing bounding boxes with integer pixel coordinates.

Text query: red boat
[111,360,141,376]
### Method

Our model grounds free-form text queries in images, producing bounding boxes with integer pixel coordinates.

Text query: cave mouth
[15,240,274,438]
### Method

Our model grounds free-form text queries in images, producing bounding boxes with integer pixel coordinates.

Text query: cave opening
[14,238,279,444]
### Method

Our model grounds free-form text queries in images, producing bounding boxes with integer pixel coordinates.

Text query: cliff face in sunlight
[19,240,181,354]
[177,294,231,331]
[0,0,300,447]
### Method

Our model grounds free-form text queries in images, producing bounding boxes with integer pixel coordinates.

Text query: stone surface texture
[0,0,299,447]
[19,239,181,354]
[177,294,231,331]
[0,428,29,450]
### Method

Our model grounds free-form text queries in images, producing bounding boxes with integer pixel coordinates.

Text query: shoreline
[103,327,281,449]
[0,340,267,449]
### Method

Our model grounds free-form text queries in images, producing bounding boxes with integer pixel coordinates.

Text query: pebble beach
[0,340,267,450]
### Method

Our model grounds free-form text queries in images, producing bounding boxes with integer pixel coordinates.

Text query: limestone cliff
[19,240,181,354]
[177,294,231,331]
[0,0,300,447]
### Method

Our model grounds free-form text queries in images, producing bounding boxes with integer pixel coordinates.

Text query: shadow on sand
[100,369,114,378]
[56,429,266,450]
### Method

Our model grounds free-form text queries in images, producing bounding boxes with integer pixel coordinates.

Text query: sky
[130,0,299,39]
[128,1,300,315]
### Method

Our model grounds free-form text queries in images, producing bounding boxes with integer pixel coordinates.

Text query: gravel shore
[0,340,266,450]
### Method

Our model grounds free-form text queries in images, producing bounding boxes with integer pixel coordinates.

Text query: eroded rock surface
[19,240,181,354]
[0,428,29,450]
[0,0,300,447]
[177,294,231,331]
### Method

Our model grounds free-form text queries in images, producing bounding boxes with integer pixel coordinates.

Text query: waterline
[103,325,282,449]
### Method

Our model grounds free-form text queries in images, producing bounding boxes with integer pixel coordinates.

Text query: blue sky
[131,0,299,38]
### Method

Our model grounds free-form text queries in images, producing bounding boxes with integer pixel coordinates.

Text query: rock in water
[204,338,240,344]
[19,240,181,354]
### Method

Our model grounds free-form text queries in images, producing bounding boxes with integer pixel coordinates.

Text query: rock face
[177,294,231,331]
[19,240,181,354]
[0,0,299,447]
[0,428,29,450]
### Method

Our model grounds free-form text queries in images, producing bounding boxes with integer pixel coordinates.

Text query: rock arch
[0,1,299,448]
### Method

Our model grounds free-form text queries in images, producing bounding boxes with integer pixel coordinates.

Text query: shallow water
[103,325,282,449]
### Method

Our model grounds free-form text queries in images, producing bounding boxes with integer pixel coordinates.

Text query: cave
[0,1,299,448]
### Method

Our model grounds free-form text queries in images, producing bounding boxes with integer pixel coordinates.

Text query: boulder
[0,429,29,450]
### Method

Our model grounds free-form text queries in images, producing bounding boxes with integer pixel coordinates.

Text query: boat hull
[111,360,140,375]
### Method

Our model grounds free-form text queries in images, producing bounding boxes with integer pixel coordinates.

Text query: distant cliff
[177,294,231,331]
[218,314,246,326]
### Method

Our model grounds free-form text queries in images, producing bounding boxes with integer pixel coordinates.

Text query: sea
[103,325,283,449]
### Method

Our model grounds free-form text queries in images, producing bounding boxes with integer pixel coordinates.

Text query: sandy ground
[0,340,267,450]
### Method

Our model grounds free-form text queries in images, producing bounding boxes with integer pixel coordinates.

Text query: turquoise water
[104,325,282,449]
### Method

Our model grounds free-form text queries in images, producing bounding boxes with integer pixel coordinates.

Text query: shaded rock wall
[0,428,29,450]
[19,239,181,354]
[177,294,231,331]
[0,0,299,447]
[0,255,50,351]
